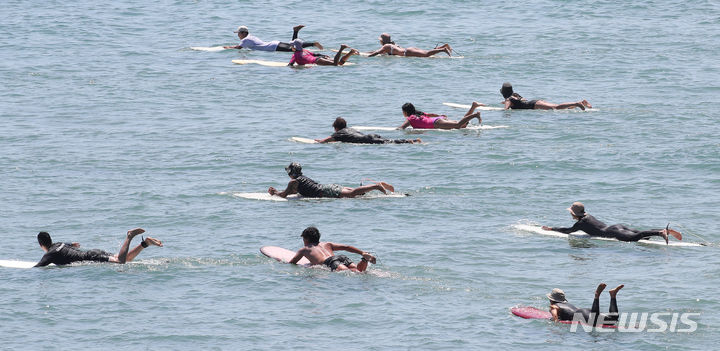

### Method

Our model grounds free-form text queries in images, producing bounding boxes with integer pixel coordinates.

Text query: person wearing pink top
[397,102,483,130]
[288,40,359,66]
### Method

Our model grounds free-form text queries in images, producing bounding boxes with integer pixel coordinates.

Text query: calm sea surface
[1,0,719,350]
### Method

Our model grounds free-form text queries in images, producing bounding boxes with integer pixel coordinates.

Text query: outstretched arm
[367,44,390,57]
[34,253,53,267]
[223,45,243,49]
[542,222,580,234]
[315,136,335,143]
[268,179,298,198]
[289,249,306,264]
[397,119,411,130]
[329,243,366,255]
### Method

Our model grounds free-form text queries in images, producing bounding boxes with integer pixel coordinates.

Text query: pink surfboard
[260,246,311,266]
[511,306,618,328]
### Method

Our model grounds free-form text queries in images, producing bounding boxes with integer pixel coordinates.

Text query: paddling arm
[268,180,298,198]
[397,120,411,130]
[315,136,335,143]
[224,45,242,49]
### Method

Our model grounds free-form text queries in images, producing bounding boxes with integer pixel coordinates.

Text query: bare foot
[339,44,348,51]
[144,237,163,247]
[608,284,624,297]
[576,102,586,111]
[473,111,482,123]
[348,48,359,55]
[668,229,682,241]
[127,228,145,238]
[362,253,377,264]
[595,283,607,297]
[379,181,395,193]
[581,100,592,109]
[293,25,305,32]
[314,42,324,50]
[412,138,422,144]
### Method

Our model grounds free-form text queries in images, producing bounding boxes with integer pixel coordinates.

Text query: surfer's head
[291,39,304,51]
[567,202,586,219]
[333,117,347,131]
[546,288,567,304]
[500,82,514,99]
[234,25,249,39]
[285,162,302,178]
[37,231,52,250]
[301,226,321,245]
[379,33,394,45]
[402,102,423,117]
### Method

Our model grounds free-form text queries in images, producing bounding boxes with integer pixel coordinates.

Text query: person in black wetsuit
[268,162,395,198]
[315,117,421,144]
[34,228,163,267]
[548,283,624,326]
[542,202,683,244]
[289,226,377,272]
[500,82,592,110]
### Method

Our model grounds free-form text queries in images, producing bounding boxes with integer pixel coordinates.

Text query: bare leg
[434,112,480,129]
[111,228,144,264]
[534,100,585,110]
[332,44,348,65]
[405,47,446,57]
[337,49,358,65]
[124,237,163,262]
[340,183,388,198]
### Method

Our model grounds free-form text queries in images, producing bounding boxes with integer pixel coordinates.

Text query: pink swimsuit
[289,50,318,65]
[406,114,440,129]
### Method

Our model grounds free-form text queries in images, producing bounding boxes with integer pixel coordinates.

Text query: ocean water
[1,0,719,349]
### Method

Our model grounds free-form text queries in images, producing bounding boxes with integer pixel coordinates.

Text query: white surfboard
[442,102,505,111]
[0,260,39,269]
[513,224,704,247]
[353,125,508,132]
[231,192,408,201]
[232,59,356,67]
[260,246,311,266]
[190,46,227,52]
[289,137,318,144]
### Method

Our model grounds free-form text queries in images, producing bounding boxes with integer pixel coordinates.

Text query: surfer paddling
[500,82,592,110]
[316,117,421,144]
[368,33,452,57]
[223,25,323,51]
[542,202,682,244]
[547,283,624,326]
[34,228,162,267]
[288,41,358,66]
[269,162,394,198]
[290,226,377,272]
[398,102,482,130]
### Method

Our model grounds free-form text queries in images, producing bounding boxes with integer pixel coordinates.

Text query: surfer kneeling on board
[548,283,623,326]
[367,33,452,57]
[499,82,592,110]
[268,162,394,199]
[398,102,482,130]
[223,25,323,51]
[541,202,682,244]
[288,40,358,66]
[34,228,162,267]
[315,117,421,144]
[290,226,376,272]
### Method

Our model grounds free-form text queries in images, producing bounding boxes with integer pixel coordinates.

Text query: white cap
[233,25,248,33]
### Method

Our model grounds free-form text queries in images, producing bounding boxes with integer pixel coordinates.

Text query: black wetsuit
[508,94,537,109]
[323,255,353,271]
[275,30,320,52]
[551,214,665,242]
[331,128,414,144]
[294,175,325,197]
[35,242,111,267]
[553,297,619,326]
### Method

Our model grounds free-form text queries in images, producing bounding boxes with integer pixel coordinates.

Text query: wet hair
[402,102,424,117]
[333,117,347,130]
[380,33,395,45]
[500,82,514,99]
[301,226,321,244]
[37,231,52,248]
[285,162,302,177]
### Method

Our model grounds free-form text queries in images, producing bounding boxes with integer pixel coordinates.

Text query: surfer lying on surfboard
[499,82,592,110]
[223,25,323,51]
[368,33,452,57]
[548,283,624,326]
[315,117,421,144]
[34,228,162,267]
[269,162,394,198]
[541,202,682,244]
[289,41,358,66]
[290,226,377,272]
[398,102,482,130]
